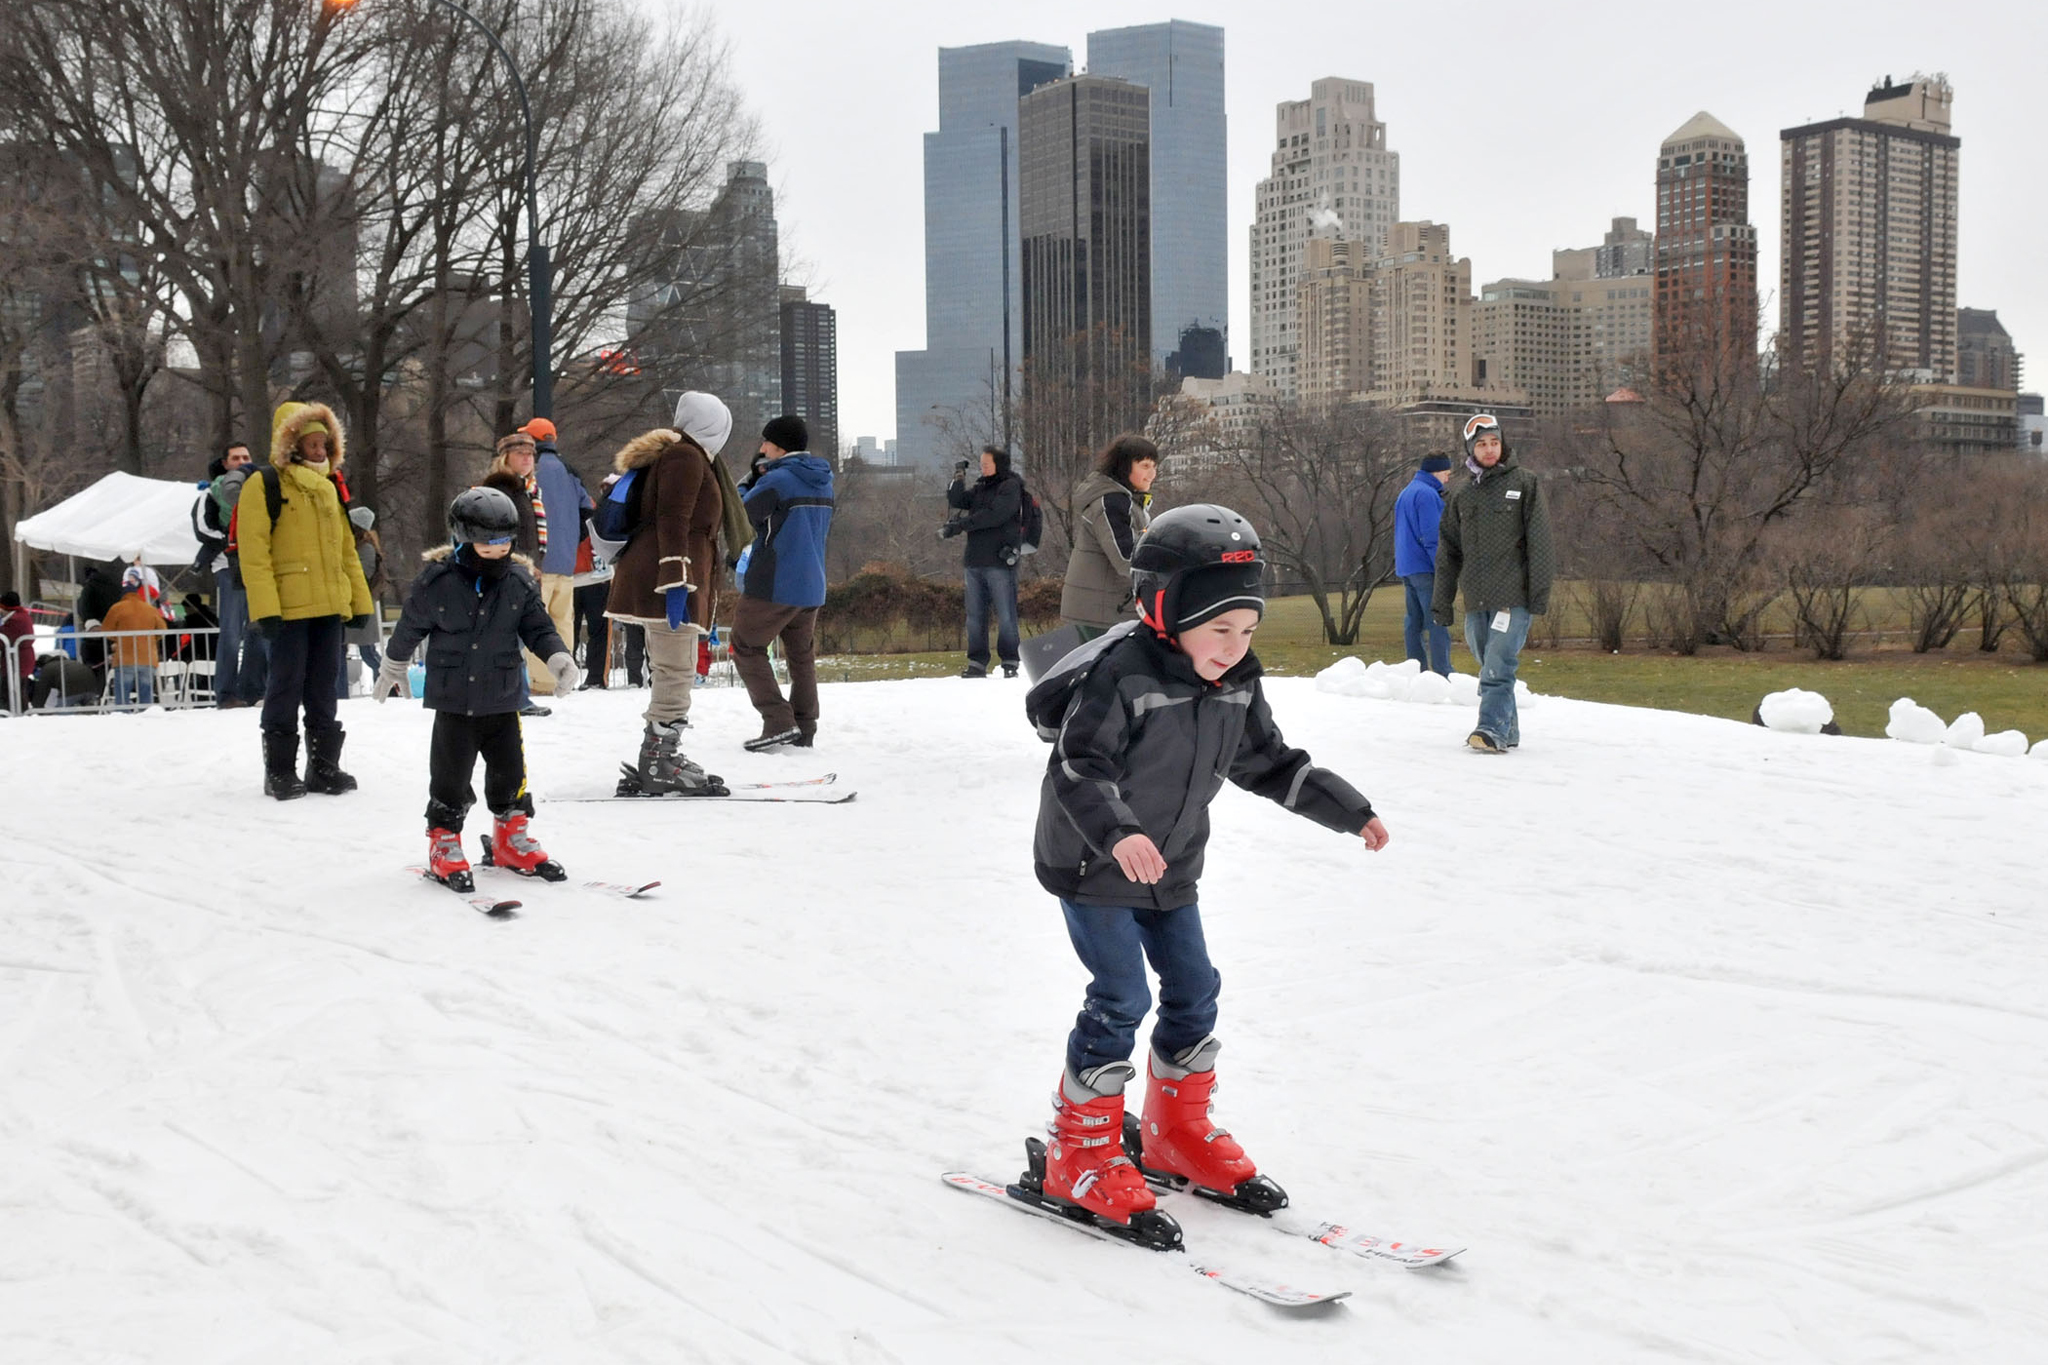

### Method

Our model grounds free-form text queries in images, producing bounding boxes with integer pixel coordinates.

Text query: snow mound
[1758,688,1834,734]
[2033,738,2048,760]
[1312,655,1372,696]
[1944,711,1986,750]
[1974,729,2030,758]
[1314,656,1524,707]
[1886,698,1947,744]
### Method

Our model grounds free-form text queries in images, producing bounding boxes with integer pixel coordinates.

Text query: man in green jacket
[1432,414,1554,753]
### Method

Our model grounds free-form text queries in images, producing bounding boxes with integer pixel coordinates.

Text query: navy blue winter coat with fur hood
[387,546,567,716]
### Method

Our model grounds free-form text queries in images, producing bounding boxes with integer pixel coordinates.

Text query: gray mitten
[546,651,579,697]
[374,653,411,702]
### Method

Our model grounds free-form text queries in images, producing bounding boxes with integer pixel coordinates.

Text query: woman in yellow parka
[238,400,374,800]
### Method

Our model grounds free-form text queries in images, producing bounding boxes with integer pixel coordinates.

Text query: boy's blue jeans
[1463,606,1532,747]
[1061,899,1220,1076]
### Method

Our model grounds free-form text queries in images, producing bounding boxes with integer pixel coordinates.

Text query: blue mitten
[666,587,690,630]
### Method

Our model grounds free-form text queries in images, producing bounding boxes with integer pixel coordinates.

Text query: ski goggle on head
[1463,414,1502,444]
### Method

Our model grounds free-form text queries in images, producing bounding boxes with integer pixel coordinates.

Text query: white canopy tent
[13,472,207,572]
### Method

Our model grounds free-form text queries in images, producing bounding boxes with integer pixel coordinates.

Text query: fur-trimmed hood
[613,427,707,474]
[269,401,346,469]
[420,543,536,572]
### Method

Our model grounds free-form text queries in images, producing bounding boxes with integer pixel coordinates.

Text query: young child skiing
[373,487,580,892]
[1020,503,1390,1243]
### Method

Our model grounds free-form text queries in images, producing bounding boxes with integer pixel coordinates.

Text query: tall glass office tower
[1086,21,1227,371]
[894,41,1071,468]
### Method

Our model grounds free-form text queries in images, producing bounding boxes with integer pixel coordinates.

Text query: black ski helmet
[1129,504,1265,636]
[447,485,521,544]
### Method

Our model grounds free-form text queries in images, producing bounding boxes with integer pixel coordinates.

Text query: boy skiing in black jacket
[1018,504,1390,1244]
[373,487,578,891]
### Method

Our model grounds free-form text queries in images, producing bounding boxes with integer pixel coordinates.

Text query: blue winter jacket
[534,448,594,576]
[1394,470,1447,577]
[741,453,836,608]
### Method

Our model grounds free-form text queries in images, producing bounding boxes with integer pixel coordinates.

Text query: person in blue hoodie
[733,414,835,751]
[1394,453,1454,676]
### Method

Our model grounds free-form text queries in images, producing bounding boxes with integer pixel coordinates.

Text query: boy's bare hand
[1111,833,1168,884]
[1360,817,1389,852]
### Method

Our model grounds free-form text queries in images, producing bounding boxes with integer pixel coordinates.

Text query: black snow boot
[263,728,307,801]
[303,725,358,794]
[617,721,728,797]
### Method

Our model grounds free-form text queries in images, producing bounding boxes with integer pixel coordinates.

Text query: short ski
[404,866,519,918]
[583,879,662,898]
[1122,1116,1462,1267]
[940,1171,1349,1309]
[547,785,855,805]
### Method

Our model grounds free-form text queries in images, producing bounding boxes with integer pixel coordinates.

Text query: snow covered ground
[3,674,2044,1362]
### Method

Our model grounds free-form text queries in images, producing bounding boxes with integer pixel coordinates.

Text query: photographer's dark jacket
[946,470,1023,569]
[1026,622,1375,910]
[387,547,566,716]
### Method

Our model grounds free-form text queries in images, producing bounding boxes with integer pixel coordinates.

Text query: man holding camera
[941,444,1024,679]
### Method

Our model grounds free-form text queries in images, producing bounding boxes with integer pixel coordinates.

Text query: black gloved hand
[256,616,282,642]
[953,460,970,476]
[347,613,374,631]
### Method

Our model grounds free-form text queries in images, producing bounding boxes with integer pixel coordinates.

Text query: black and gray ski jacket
[1027,622,1376,910]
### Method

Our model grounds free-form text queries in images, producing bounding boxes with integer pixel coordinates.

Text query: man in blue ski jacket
[734,414,835,751]
[1394,453,1454,675]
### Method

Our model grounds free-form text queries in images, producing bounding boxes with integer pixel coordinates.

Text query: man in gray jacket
[1432,414,1554,753]
[1060,434,1157,638]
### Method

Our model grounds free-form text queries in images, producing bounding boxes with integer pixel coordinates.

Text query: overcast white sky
[677,0,2045,444]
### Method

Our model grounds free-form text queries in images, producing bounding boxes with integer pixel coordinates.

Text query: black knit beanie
[1172,562,1266,633]
[761,414,809,453]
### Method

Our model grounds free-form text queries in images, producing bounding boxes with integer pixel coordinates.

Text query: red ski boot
[1132,1036,1288,1214]
[426,827,473,893]
[1039,1062,1162,1225]
[484,810,566,881]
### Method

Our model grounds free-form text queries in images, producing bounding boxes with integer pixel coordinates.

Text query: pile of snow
[1886,698,1948,745]
[1976,729,2031,758]
[1314,655,1528,709]
[1757,687,1834,734]
[3,679,2045,1360]
[2034,739,2048,760]
[1944,711,1986,750]
[1885,698,2032,757]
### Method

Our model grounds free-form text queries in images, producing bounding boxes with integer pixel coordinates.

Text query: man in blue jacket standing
[521,418,594,682]
[1395,453,1454,675]
[734,415,835,751]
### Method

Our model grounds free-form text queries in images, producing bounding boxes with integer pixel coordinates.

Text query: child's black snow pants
[425,710,530,831]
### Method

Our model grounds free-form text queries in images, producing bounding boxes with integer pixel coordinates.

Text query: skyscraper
[780,286,838,458]
[1084,21,1227,369]
[1956,308,2021,392]
[1250,79,1399,399]
[1653,113,1758,372]
[1019,75,1152,393]
[628,161,782,450]
[895,41,1072,467]
[1780,77,1960,378]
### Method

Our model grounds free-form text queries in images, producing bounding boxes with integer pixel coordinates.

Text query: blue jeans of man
[1060,899,1221,1075]
[1402,573,1451,676]
[964,564,1019,670]
[214,567,252,703]
[1464,606,1532,747]
[112,664,154,708]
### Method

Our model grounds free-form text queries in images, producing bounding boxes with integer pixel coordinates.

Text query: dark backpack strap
[262,465,284,526]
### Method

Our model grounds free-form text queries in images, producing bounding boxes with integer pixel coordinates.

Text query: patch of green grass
[815,585,2048,742]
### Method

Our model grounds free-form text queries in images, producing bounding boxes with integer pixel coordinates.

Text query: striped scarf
[523,473,547,553]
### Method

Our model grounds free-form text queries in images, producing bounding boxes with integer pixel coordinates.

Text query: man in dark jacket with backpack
[196,442,267,706]
[942,444,1025,678]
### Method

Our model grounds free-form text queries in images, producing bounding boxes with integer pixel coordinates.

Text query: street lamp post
[327,0,554,417]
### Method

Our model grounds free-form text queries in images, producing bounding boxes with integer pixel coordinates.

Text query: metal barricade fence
[13,622,223,715]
